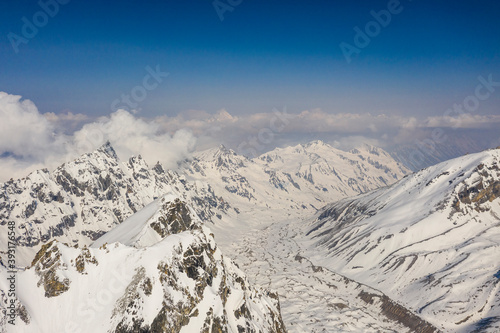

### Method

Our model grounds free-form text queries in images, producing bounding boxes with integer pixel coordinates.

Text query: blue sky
[0,0,500,181]
[1,0,499,117]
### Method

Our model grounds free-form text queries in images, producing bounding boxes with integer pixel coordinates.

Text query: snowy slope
[1,193,286,333]
[301,148,500,332]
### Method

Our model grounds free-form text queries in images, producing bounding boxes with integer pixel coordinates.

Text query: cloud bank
[0,92,196,182]
[155,107,500,154]
[1,91,499,181]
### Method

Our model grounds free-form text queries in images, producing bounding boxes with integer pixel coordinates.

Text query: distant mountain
[181,140,409,214]
[1,193,286,332]
[301,147,500,332]
[389,130,498,171]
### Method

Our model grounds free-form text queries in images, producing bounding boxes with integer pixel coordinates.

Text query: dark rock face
[150,199,196,237]
[358,291,439,333]
[0,293,31,326]
[223,175,255,201]
[80,229,107,241]
[307,198,377,241]
[149,303,192,333]
[74,246,98,274]
[31,241,70,298]
[453,161,500,213]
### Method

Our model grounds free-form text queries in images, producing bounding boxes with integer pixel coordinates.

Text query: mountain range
[1,140,498,332]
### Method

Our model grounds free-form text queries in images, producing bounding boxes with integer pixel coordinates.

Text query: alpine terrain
[2,140,496,332]
[1,192,286,332]
[301,148,500,332]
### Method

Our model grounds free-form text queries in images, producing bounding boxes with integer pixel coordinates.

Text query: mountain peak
[217,143,230,153]
[308,139,326,145]
[303,140,328,149]
[91,195,201,249]
[209,144,239,158]
[96,141,118,160]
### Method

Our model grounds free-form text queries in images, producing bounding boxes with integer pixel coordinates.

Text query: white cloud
[0,92,59,161]
[153,108,411,152]
[151,108,500,157]
[44,111,88,123]
[423,114,500,129]
[72,110,196,169]
[44,110,88,132]
[0,92,196,182]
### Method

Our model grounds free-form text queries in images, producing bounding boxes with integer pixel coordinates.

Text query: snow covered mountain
[0,140,407,268]
[181,140,409,214]
[1,193,286,333]
[0,142,228,267]
[0,139,415,332]
[301,147,500,332]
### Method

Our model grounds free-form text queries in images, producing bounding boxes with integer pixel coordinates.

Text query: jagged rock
[31,241,70,298]
[150,199,196,237]
[358,291,438,333]
[74,246,98,274]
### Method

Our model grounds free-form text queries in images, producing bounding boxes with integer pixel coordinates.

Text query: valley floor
[210,210,415,333]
